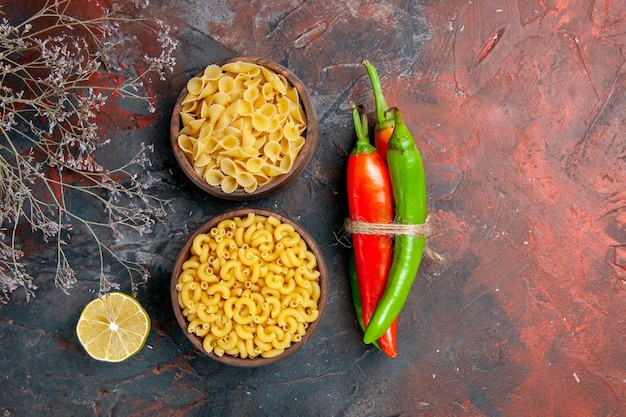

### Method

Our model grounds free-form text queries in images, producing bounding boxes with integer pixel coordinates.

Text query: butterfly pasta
[178,61,308,193]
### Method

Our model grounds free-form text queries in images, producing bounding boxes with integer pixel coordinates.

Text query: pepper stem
[350,101,376,155]
[362,59,394,131]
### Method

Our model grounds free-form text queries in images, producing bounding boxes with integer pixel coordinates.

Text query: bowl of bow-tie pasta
[171,208,328,366]
[171,56,318,200]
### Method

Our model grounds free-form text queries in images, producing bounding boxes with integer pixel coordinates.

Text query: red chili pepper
[346,102,397,357]
[362,60,394,163]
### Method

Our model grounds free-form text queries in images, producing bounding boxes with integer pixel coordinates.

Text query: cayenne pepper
[346,102,397,357]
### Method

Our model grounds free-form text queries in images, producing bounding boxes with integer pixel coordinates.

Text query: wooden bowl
[170,56,318,201]
[170,208,328,367]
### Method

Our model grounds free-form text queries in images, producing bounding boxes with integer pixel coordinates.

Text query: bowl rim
[170,207,328,367]
[170,56,318,201]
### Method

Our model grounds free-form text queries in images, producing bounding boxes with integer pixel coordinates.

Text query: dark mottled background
[1,0,625,416]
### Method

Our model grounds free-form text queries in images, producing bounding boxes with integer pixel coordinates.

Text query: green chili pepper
[348,250,382,351]
[363,107,427,345]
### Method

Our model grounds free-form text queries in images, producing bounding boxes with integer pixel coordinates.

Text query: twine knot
[343,216,443,262]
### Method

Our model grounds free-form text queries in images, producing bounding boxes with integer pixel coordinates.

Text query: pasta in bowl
[170,57,318,200]
[170,208,328,366]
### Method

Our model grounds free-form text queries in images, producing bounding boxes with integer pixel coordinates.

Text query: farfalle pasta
[177,61,308,193]
[175,212,322,359]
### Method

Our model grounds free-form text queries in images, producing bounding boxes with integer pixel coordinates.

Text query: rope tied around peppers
[343,217,443,263]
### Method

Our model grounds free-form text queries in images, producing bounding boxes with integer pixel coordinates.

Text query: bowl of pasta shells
[171,208,328,366]
[171,56,318,200]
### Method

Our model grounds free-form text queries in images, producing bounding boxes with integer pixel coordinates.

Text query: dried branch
[0,0,177,303]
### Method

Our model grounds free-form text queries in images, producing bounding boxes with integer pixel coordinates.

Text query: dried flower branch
[0,0,177,303]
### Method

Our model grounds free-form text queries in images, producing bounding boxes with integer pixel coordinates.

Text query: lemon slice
[76,292,150,362]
